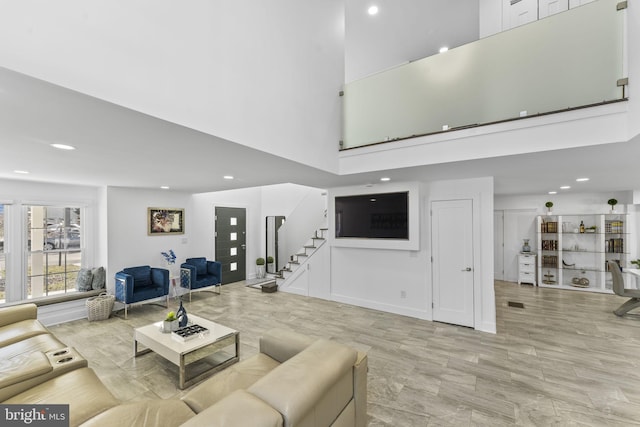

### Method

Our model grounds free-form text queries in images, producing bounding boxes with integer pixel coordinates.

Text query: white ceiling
[1,67,639,196]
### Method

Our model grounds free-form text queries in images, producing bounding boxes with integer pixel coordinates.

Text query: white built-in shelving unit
[537,213,628,293]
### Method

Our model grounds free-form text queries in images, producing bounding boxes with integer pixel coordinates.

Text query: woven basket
[86,293,115,321]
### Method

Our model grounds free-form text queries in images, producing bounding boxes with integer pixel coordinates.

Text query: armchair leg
[614,298,640,316]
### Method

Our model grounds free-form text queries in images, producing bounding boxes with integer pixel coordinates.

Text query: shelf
[537,213,629,295]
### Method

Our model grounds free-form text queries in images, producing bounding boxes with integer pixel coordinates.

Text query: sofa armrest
[206,261,222,282]
[353,351,368,427]
[114,273,134,303]
[151,267,170,295]
[259,328,316,363]
[0,304,38,328]
[249,339,357,427]
[180,264,196,289]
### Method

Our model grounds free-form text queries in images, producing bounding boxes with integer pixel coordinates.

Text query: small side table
[518,253,537,285]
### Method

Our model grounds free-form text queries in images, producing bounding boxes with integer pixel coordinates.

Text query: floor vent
[508,301,525,309]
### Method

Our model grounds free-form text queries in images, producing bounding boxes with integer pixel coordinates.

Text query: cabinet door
[502,0,538,30]
[539,0,569,19]
[569,0,595,8]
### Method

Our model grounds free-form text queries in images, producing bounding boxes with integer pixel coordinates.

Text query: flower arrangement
[161,249,176,264]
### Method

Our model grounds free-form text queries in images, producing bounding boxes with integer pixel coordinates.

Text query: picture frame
[147,208,185,235]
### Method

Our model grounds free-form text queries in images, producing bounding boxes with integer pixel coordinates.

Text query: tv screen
[335,191,409,239]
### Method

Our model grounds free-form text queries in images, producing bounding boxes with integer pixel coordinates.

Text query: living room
[2,0,640,425]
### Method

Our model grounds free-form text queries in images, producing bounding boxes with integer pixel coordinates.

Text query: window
[26,206,82,299]
[0,204,5,303]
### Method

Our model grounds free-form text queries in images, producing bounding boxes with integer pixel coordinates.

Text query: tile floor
[49,280,640,426]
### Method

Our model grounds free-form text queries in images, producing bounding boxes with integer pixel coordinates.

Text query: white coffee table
[133,314,239,389]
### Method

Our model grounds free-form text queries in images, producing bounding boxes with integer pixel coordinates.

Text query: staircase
[274,227,328,290]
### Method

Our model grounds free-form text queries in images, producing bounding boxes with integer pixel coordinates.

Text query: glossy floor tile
[49,281,640,426]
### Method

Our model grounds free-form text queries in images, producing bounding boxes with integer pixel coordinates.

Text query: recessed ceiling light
[223,175,234,180]
[380,177,390,182]
[576,177,589,182]
[368,5,379,15]
[560,186,571,190]
[370,198,377,202]
[548,191,557,194]
[14,170,29,174]
[439,46,449,53]
[160,186,170,190]
[51,143,76,150]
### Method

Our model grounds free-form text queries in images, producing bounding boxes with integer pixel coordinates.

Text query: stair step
[296,253,308,257]
[312,237,325,240]
[304,245,316,249]
[290,260,300,265]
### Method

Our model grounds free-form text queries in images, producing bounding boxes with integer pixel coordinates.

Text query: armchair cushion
[122,266,152,288]
[189,258,207,276]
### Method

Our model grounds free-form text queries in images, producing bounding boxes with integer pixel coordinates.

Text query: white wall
[0,0,344,174]
[345,0,479,82]
[106,187,192,293]
[329,177,496,333]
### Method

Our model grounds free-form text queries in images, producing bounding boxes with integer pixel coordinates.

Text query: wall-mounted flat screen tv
[335,191,408,239]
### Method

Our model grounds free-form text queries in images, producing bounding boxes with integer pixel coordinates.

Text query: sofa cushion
[0,351,52,389]
[79,399,195,427]
[189,258,207,276]
[180,390,283,427]
[0,334,65,360]
[122,266,151,287]
[248,339,357,427]
[0,319,50,348]
[4,367,119,427]
[75,268,93,292]
[182,353,280,413]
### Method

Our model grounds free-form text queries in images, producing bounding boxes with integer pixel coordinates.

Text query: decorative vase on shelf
[176,300,188,328]
[522,239,531,253]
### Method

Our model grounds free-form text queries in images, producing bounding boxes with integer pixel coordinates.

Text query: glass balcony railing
[342,0,626,150]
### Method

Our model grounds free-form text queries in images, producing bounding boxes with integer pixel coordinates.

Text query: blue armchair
[180,257,222,301]
[115,265,170,318]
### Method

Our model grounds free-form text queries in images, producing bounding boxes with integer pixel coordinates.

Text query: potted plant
[608,198,618,213]
[266,256,274,273]
[545,201,553,214]
[163,311,178,333]
[630,259,640,269]
[256,257,266,279]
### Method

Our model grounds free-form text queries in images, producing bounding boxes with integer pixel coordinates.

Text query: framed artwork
[148,208,185,235]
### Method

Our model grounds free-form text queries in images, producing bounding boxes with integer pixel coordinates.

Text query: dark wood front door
[215,207,246,284]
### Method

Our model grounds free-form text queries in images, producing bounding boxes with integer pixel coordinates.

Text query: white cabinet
[538,0,569,19]
[537,214,629,293]
[502,0,538,30]
[518,253,537,285]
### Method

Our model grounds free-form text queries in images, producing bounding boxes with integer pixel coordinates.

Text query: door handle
[461,267,472,272]
[241,244,246,250]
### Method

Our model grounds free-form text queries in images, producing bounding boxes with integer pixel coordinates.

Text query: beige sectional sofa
[0,303,368,427]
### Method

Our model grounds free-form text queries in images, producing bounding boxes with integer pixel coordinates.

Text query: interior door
[494,210,505,280]
[432,199,474,327]
[215,207,246,284]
